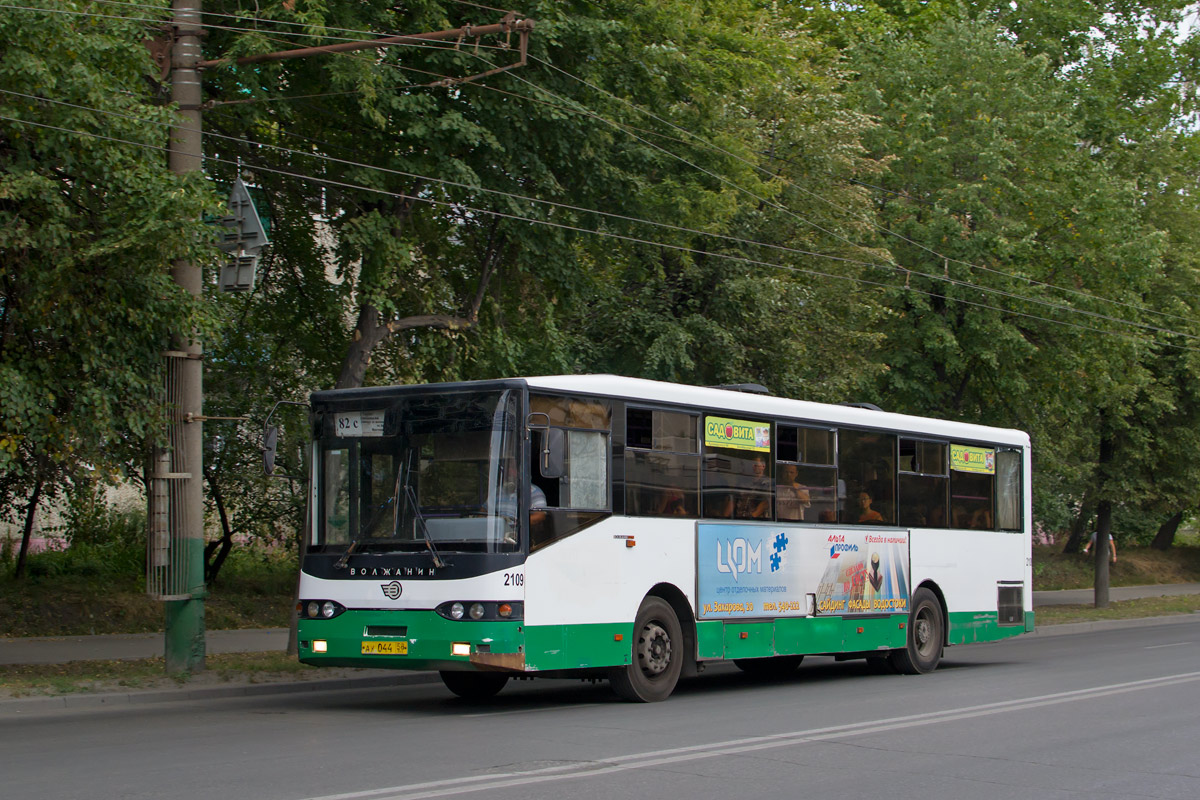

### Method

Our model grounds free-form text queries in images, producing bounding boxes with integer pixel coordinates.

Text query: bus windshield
[316,389,522,554]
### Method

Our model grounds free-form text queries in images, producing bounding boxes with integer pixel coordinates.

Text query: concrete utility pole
[160,0,207,673]
[150,7,534,673]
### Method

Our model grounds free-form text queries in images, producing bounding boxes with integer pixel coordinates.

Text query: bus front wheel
[439,670,509,699]
[889,587,944,675]
[610,597,683,702]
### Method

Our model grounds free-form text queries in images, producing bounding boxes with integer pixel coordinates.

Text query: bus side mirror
[263,425,279,476]
[543,428,566,479]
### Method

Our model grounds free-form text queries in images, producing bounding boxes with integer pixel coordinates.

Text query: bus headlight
[435,601,524,621]
[300,599,346,619]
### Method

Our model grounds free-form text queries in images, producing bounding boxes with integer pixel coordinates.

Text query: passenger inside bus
[776,463,811,521]
[735,455,772,519]
[707,491,736,519]
[856,491,884,524]
[655,488,689,516]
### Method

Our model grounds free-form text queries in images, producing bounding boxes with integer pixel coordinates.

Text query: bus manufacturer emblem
[381,581,402,599]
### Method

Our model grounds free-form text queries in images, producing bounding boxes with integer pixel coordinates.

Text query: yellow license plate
[361,640,408,655]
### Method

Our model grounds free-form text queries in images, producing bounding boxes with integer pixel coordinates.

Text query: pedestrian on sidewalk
[1082,531,1117,563]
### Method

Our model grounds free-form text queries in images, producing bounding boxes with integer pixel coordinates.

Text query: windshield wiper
[333,538,360,570]
[405,484,447,569]
[396,451,448,569]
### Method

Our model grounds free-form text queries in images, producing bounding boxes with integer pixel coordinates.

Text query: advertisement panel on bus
[696,523,910,619]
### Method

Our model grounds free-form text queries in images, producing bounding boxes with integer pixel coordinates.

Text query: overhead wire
[13,86,1196,344]
[4,108,1197,355]
[18,0,1190,329]
[7,3,1196,343]
[525,52,1200,328]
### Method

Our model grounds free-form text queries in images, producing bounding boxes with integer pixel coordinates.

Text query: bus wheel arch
[647,583,698,676]
[610,588,690,702]
[889,582,946,675]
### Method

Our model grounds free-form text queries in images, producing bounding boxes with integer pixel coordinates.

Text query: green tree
[0,1,217,576]
[199,0,884,397]
[849,19,1169,543]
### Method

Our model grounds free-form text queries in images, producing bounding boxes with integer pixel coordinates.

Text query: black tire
[733,655,803,678]
[439,670,509,699]
[888,587,944,675]
[610,597,684,702]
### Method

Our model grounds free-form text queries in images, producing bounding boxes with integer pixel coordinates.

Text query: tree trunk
[333,216,502,389]
[1093,498,1112,608]
[204,477,235,584]
[13,476,43,580]
[1150,510,1184,551]
[1062,494,1093,554]
[335,302,391,389]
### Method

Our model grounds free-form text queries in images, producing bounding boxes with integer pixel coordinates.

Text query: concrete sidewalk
[2,583,1198,666]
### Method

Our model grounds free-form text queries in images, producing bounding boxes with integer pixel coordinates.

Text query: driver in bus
[498,458,547,544]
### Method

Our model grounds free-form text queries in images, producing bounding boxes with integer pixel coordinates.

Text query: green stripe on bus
[524,623,633,671]
[946,610,1030,644]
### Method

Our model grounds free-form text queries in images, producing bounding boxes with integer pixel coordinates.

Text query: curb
[1029,611,1200,638]
[0,671,440,715]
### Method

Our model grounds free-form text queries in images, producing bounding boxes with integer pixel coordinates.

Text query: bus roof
[311,374,1029,447]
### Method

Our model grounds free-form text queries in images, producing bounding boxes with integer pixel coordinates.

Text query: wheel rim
[637,620,672,677]
[914,605,937,659]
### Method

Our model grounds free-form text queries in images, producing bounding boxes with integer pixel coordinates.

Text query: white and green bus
[297,375,1032,701]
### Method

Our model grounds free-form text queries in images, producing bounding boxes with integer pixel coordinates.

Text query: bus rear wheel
[733,655,803,678]
[610,597,683,702]
[439,671,509,699]
[888,587,944,675]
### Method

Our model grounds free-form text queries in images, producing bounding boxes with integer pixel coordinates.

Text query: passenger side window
[950,444,995,530]
[996,448,1022,531]
[625,408,699,517]
[838,429,896,525]
[776,425,836,523]
[898,438,948,528]
[702,416,773,520]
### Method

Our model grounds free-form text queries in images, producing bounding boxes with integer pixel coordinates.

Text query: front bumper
[298,609,526,672]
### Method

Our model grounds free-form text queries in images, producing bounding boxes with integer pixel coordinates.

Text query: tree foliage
[0,1,217,571]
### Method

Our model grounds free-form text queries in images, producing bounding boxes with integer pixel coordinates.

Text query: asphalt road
[4,619,1199,800]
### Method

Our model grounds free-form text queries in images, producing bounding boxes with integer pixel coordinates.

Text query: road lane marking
[296,670,1200,800]
[1143,642,1193,649]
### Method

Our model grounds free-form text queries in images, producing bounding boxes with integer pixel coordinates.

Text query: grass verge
[1032,544,1200,590]
[1035,594,1200,625]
